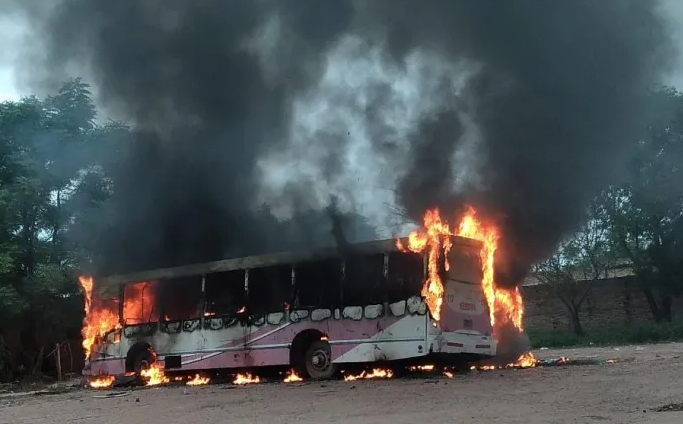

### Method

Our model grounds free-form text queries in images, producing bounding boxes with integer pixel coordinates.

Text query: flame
[186,374,210,386]
[123,281,159,324]
[140,363,170,386]
[408,365,435,372]
[233,373,260,385]
[236,306,247,313]
[509,352,538,368]
[397,206,525,333]
[443,371,454,378]
[283,369,303,383]
[88,375,115,389]
[343,368,394,381]
[397,209,451,321]
[78,276,121,359]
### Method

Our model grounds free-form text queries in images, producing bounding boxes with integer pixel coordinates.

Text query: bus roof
[97,235,482,288]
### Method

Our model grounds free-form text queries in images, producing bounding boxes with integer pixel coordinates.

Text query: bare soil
[2,343,682,424]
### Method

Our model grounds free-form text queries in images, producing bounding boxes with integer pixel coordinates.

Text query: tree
[601,88,683,322]
[0,79,119,381]
[533,201,613,335]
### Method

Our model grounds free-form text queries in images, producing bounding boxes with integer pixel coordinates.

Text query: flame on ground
[443,371,455,378]
[343,368,394,381]
[140,363,170,386]
[88,375,115,389]
[283,369,303,383]
[186,374,210,386]
[407,365,435,372]
[397,206,524,333]
[471,352,540,371]
[233,373,261,385]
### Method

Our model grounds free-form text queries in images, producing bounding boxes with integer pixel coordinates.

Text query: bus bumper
[430,332,497,357]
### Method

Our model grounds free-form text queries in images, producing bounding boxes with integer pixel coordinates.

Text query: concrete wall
[522,277,683,333]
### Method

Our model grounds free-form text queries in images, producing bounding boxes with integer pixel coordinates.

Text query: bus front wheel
[304,340,336,380]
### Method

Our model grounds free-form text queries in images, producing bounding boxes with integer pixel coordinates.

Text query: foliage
[532,200,614,335]
[527,321,683,349]
[599,87,683,322]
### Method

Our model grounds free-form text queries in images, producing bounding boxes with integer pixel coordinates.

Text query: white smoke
[257,33,483,237]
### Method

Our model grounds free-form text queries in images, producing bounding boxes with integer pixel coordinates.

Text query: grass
[527,321,683,349]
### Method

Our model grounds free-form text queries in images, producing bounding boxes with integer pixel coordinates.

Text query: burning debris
[140,364,169,386]
[283,370,303,383]
[88,375,115,389]
[343,368,394,382]
[186,374,211,386]
[232,373,261,386]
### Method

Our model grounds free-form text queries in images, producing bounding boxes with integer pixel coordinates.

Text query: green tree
[533,201,614,335]
[601,88,683,322]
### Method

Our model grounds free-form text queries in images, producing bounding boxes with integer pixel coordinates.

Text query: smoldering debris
[6,1,678,278]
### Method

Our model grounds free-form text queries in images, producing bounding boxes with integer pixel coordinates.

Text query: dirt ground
[2,343,683,424]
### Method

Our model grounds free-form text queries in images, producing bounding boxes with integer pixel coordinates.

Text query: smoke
[7,1,677,279]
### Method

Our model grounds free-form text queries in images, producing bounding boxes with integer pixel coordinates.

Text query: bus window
[205,270,247,316]
[160,276,203,320]
[344,253,386,305]
[122,280,160,325]
[448,247,482,284]
[294,258,342,308]
[387,252,424,302]
[248,264,292,314]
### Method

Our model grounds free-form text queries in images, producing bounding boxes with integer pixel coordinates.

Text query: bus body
[84,236,495,379]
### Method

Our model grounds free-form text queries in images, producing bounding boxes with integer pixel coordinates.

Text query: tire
[304,340,336,381]
[133,348,153,375]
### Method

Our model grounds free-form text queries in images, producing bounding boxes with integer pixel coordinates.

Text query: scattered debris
[654,403,683,412]
[92,391,130,399]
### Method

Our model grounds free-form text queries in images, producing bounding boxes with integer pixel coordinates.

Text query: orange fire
[408,364,435,372]
[233,373,261,385]
[88,375,115,389]
[509,352,538,368]
[343,368,394,381]
[78,276,161,360]
[140,363,169,386]
[398,206,524,333]
[186,374,211,386]
[443,370,454,378]
[283,369,303,383]
[78,276,121,359]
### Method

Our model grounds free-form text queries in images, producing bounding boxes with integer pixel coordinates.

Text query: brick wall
[522,277,683,333]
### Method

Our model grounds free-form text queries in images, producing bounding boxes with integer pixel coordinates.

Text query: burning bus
[81,232,496,381]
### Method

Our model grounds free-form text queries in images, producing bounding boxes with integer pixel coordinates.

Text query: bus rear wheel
[304,340,336,381]
[133,349,153,375]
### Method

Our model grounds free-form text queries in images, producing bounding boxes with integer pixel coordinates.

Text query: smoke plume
[7,1,677,280]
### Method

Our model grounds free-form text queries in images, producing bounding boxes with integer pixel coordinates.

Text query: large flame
[78,277,160,359]
[78,276,121,359]
[398,206,524,334]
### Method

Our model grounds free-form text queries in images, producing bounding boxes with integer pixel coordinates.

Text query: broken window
[294,258,342,308]
[248,264,292,314]
[205,270,247,316]
[387,251,424,302]
[343,253,386,305]
[160,276,203,320]
[448,247,482,284]
[122,280,160,325]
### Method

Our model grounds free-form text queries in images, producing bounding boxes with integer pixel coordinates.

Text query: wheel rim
[310,348,331,372]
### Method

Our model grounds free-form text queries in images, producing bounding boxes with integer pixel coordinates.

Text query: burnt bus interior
[111,238,482,327]
[118,251,428,325]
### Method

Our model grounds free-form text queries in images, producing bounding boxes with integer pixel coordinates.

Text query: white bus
[83,235,496,380]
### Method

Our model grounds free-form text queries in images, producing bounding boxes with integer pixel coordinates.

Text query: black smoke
[8,1,677,280]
